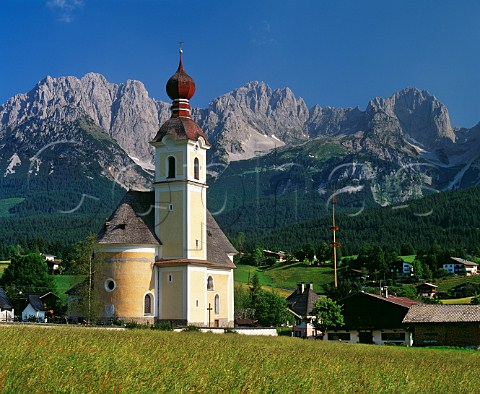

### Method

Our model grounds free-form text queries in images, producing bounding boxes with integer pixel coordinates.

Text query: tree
[311,297,344,333]
[0,253,55,298]
[303,242,315,262]
[62,234,96,275]
[316,241,330,264]
[251,289,292,326]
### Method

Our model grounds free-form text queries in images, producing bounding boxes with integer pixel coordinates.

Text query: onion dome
[151,49,210,145]
[166,50,196,101]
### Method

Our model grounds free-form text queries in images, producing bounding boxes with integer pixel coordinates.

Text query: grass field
[0,326,478,393]
[0,261,9,275]
[54,275,87,301]
[0,197,25,217]
[234,262,334,292]
[441,297,474,305]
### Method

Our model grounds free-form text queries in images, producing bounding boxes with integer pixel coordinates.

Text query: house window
[194,157,200,180]
[104,278,116,292]
[167,156,176,179]
[207,276,214,291]
[144,293,153,315]
[214,294,220,314]
[327,332,351,341]
[196,300,199,307]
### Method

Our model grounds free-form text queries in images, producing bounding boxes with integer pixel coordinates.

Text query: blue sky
[1,0,479,127]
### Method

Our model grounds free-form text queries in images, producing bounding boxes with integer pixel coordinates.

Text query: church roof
[98,190,237,269]
[151,116,209,145]
[97,191,161,246]
[150,51,210,146]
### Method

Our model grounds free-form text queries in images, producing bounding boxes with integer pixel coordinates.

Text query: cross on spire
[179,40,184,54]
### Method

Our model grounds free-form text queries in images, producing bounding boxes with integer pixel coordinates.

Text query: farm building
[92,52,237,327]
[324,289,421,345]
[416,282,437,299]
[402,304,480,347]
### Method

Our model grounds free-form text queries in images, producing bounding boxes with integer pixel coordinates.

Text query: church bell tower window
[167,156,176,179]
[194,157,200,180]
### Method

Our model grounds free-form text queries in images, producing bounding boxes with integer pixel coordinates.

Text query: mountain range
[1,73,479,247]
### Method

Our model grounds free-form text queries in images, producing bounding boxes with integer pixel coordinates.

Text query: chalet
[403,304,480,347]
[443,257,478,276]
[324,289,421,345]
[286,283,322,338]
[0,287,14,322]
[41,253,62,274]
[416,282,437,299]
[22,295,47,322]
[390,260,413,277]
[262,250,285,262]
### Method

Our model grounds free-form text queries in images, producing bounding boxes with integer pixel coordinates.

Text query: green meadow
[0,326,478,393]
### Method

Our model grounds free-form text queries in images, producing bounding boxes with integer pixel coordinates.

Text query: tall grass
[0,326,478,393]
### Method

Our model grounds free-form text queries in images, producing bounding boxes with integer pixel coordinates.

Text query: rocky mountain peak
[367,87,455,146]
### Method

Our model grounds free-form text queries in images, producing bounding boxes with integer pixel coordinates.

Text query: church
[94,51,237,327]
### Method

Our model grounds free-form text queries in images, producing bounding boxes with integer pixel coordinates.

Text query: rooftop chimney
[381,286,388,298]
[297,283,305,294]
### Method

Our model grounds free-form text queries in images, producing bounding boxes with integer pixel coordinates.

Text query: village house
[443,257,478,276]
[324,289,421,345]
[286,282,322,338]
[390,260,413,277]
[416,282,437,299]
[262,250,286,263]
[0,287,14,322]
[403,304,480,347]
[22,294,47,322]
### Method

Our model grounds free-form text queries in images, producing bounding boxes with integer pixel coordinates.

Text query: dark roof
[206,210,237,268]
[416,282,438,289]
[99,191,236,269]
[97,191,161,245]
[286,287,321,317]
[0,287,13,310]
[27,295,46,312]
[403,304,480,324]
[364,292,421,308]
[150,117,210,145]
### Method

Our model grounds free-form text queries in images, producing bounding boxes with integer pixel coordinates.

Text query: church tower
[93,50,236,327]
[150,49,210,260]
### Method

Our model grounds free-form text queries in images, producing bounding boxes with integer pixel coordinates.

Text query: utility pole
[330,194,341,288]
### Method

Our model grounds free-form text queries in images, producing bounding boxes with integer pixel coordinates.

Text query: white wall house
[22,295,46,322]
[443,257,478,276]
[0,287,14,322]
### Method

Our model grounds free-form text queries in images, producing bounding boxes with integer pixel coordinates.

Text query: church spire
[166,47,196,118]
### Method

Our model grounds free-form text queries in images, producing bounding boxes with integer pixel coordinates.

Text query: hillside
[216,185,480,254]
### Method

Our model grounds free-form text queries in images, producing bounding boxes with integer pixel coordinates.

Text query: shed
[403,304,480,347]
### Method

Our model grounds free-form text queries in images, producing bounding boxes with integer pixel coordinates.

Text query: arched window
[167,156,176,179]
[144,293,153,315]
[207,276,214,291]
[214,294,220,314]
[194,157,200,180]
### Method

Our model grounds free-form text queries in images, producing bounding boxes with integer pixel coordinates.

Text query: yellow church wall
[206,271,233,326]
[161,270,184,320]
[94,249,156,323]
[160,151,184,178]
[188,270,205,323]
[158,190,184,258]
[188,189,205,259]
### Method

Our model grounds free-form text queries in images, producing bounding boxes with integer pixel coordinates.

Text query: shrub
[182,325,201,332]
[277,327,292,336]
[151,322,174,331]
[224,327,237,334]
